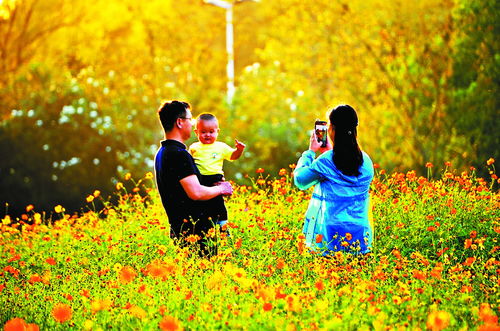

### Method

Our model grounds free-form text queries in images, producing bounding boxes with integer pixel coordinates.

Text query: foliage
[0,65,122,216]
[448,0,500,174]
[0,162,499,329]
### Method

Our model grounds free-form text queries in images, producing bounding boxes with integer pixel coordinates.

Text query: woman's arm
[294,150,322,190]
[294,131,331,190]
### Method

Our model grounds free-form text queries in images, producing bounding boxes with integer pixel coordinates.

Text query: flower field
[1,161,499,330]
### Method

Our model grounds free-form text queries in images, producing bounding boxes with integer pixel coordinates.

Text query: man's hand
[216,181,233,196]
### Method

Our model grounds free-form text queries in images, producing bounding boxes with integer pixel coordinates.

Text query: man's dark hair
[158,100,190,132]
[329,104,363,176]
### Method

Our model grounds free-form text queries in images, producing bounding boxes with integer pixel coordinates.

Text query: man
[154,100,233,247]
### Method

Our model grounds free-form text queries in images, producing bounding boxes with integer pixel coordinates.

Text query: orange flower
[124,173,132,181]
[185,235,201,243]
[279,168,287,176]
[25,205,34,213]
[263,302,273,311]
[4,318,26,331]
[93,190,101,197]
[486,158,495,166]
[426,310,450,331]
[4,318,38,331]
[315,234,323,243]
[80,289,90,298]
[46,257,57,266]
[479,303,498,325]
[315,280,325,291]
[159,316,183,331]
[119,266,137,284]
[256,168,264,173]
[345,233,353,241]
[463,257,475,266]
[426,162,433,168]
[412,270,427,280]
[52,303,72,323]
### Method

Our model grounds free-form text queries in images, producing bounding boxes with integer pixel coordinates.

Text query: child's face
[195,119,219,144]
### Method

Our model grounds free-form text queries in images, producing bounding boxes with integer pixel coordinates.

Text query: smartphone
[315,120,328,147]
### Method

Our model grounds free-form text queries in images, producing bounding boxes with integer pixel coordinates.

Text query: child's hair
[329,104,363,176]
[197,113,217,122]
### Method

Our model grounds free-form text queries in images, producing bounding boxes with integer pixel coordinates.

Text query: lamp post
[203,0,257,106]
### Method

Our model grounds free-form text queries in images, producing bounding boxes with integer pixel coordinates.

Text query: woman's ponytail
[329,105,363,176]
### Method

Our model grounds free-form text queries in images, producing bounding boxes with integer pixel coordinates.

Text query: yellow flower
[128,305,147,319]
[2,215,11,225]
[145,172,154,179]
[124,173,132,181]
[486,158,495,166]
[93,190,101,197]
[116,182,124,190]
[34,213,42,225]
[86,195,94,203]
[54,205,65,213]
[426,310,450,331]
[83,320,94,330]
[91,299,113,314]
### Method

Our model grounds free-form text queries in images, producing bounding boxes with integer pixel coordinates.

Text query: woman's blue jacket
[294,150,374,254]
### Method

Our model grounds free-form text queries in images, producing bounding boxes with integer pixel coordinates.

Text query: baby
[188,113,245,231]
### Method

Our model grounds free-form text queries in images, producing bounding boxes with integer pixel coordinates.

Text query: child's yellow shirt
[188,141,235,175]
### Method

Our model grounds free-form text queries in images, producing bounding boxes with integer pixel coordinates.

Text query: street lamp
[203,0,258,106]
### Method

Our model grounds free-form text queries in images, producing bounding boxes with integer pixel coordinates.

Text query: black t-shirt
[154,140,217,237]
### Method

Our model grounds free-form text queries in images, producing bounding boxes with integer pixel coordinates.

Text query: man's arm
[180,175,233,200]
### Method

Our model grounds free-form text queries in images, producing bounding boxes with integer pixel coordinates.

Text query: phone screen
[315,120,328,147]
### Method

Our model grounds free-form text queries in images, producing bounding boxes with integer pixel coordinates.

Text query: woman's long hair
[329,105,363,176]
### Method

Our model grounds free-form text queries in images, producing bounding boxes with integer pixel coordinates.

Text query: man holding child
[154,100,233,252]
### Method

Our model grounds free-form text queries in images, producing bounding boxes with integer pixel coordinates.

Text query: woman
[294,104,374,254]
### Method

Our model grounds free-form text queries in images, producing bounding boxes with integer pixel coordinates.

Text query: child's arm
[230,139,246,160]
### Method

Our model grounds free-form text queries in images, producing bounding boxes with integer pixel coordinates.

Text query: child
[188,113,246,232]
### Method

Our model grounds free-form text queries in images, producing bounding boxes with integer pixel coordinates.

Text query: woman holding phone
[294,104,374,255]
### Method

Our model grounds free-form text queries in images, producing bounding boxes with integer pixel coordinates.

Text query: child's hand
[235,139,246,150]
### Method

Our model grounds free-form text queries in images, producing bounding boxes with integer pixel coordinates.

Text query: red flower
[256,168,264,174]
[263,303,273,311]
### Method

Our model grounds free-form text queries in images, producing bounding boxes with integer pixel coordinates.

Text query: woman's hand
[309,131,332,154]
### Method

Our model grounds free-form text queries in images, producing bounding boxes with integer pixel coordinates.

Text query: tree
[448,0,500,170]
[0,65,122,217]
